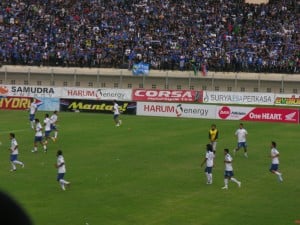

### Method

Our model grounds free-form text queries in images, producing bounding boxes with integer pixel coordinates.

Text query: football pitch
[0,110,299,225]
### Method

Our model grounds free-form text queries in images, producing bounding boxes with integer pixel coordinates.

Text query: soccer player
[32,118,47,153]
[233,123,248,158]
[55,150,71,191]
[28,98,37,129]
[222,149,241,189]
[50,110,58,141]
[112,100,122,127]
[269,141,283,182]
[44,113,52,145]
[208,124,219,154]
[9,133,24,171]
[201,144,215,184]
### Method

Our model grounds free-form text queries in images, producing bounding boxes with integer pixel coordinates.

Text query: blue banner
[132,62,149,75]
[37,97,60,111]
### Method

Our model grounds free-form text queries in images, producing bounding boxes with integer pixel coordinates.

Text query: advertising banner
[0,96,59,111]
[0,96,33,110]
[216,105,299,123]
[60,99,136,114]
[137,102,216,119]
[203,91,275,105]
[61,87,132,101]
[37,98,60,111]
[0,85,61,98]
[274,94,300,106]
[133,89,203,102]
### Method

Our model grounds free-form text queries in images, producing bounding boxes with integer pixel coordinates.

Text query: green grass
[0,110,300,225]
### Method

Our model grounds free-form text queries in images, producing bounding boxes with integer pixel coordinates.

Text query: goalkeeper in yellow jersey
[208,124,219,154]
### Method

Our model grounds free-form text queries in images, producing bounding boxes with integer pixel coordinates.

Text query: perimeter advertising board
[0,85,61,98]
[133,89,203,102]
[60,99,136,114]
[274,94,300,107]
[137,102,216,119]
[0,96,60,111]
[61,87,132,101]
[203,91,275,105]
[137,102,298,123]
[216,105,299,123]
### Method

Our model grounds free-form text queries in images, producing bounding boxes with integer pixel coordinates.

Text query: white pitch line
[0,129,29,134]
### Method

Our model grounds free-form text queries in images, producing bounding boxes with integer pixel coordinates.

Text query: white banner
[137,102,216,119]
[0,85,61,98]
[216,105,254,120]
[203,91,275,105]
[61,87,132,101]
[274,94,300,106]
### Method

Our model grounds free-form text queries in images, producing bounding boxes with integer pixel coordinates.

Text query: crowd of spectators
[0,0,299,74]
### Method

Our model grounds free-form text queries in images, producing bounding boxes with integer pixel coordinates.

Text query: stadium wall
[0,65,299,94]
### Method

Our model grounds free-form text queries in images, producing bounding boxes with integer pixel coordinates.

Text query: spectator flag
[201,64,207,76]
[192,63,198,76]
[190,59,198,76]
[132,62,149,76]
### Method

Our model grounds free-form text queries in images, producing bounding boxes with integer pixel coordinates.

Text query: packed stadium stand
[0,0,299,74]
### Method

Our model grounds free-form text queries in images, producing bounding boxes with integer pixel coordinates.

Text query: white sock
[11,162,16,170]
[231,177,240,184]
[210,174,213,183]
[60,179,70,185]
[13,160,23,166]
[224,178,228,186]
[205,172,210,181]
[274,171,281,176]
[54,131,58,138]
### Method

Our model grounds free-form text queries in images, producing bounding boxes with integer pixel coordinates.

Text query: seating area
[0,0,299,74]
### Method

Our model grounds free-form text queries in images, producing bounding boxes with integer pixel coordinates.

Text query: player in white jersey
[43,113,52,145]
[55,150,71,191]
[269,141,283,182]
[112,100,122,127]
[28,98,38,129]
[32,118,47,153]
[222,149,241,189]
[50,110,58,141]
[201,144,215,184]
[234,123,248,158]
[9,133,24,171]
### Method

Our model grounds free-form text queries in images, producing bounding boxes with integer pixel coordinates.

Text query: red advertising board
[216,105,299,123]
[132,89,203,102]
[0,96,43,110]
[0,96,31,110]
[241,107,299,123]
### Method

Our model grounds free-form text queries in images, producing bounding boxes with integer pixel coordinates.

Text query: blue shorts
[113,114,119,120]
[45,130,51,138]
[57,173,65,181]
[205,167,213,174]
[224,170,234,178]
[237,142,247,148]
[51,124,57,131]
[34,136,43,142]
[29,114,35,121]
[270,164,279,172]
[10,154,18,162]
